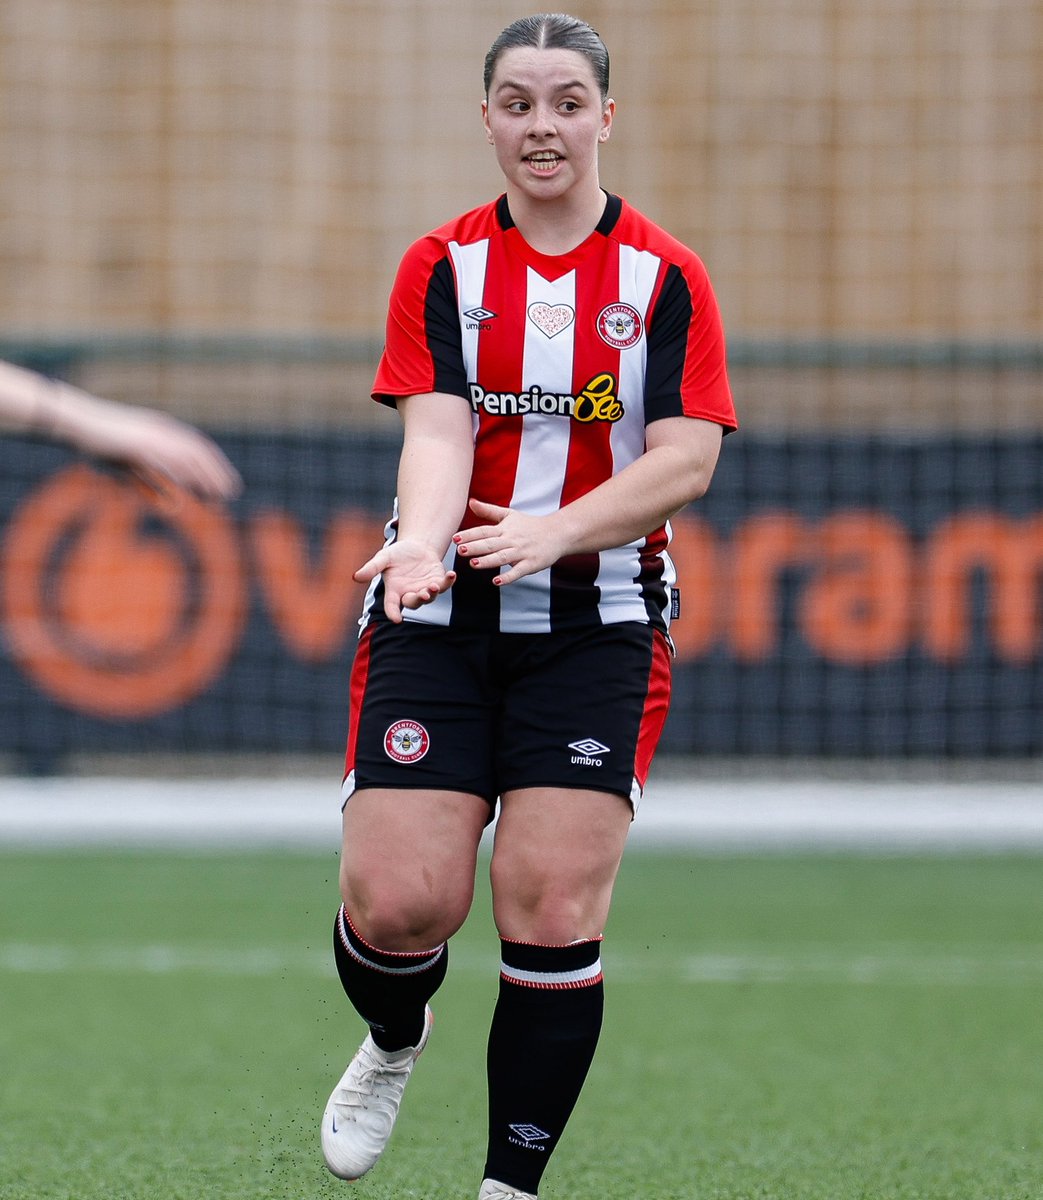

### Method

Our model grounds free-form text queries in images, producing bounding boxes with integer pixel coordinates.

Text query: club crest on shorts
[384,719,430,763]
[597,302,643,349]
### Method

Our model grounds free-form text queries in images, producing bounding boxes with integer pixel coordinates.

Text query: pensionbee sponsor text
[468,373,623,423]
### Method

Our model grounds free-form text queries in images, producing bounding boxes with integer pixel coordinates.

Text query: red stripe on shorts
[634,630,673,789]
[343,623,376,779]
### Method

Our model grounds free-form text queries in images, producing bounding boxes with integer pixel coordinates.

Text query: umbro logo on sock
[507,1123,550,1150]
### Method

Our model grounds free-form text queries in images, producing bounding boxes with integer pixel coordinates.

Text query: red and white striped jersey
[367,192,737,634]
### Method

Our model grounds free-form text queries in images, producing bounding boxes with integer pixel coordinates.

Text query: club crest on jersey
[384,720,430,764]
[597,303,643,349]
[528,302,575,338]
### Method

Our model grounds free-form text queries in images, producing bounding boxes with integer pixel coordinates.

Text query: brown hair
[483,13,610,99]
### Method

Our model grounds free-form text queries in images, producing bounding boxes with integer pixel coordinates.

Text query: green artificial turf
[1,849,1040,1199]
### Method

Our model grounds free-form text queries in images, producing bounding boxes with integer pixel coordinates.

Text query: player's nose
[527,104,557,136]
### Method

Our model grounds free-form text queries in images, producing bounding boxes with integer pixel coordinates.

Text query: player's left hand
[453,498,570,586]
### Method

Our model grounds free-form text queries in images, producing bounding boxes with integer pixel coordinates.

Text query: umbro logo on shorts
[568,737,610,767]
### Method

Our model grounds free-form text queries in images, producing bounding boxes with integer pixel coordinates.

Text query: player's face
[482,47,613,206]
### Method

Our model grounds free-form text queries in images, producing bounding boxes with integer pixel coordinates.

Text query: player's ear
[482,100,494,145]
[598,99,615,143]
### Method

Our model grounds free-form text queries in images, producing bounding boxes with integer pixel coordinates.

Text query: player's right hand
[353,539,457,623]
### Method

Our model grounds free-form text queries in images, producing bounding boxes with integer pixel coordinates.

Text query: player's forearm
[552,430,721,555]
[0,361,112,446]
[395,393,475,557]
[0,362,72,436]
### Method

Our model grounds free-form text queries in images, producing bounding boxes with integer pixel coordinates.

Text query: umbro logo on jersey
[568,737,611,767]
[463,306,497,330]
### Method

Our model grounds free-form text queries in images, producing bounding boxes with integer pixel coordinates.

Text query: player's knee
[490,857,608,943]
[342,874,471,951]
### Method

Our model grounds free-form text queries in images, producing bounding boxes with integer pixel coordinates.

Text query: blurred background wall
[1,0,1039,426]
[1,1,1041,769]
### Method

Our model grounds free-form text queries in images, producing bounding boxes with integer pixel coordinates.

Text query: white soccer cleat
[321,1006,433,1180]
[478,1180,538,1200]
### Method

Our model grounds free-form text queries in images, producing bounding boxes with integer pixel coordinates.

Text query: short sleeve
[372,238,468,406]
[644,260,737,432]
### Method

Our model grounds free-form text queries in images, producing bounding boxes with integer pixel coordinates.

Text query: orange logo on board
[1,465,246,719]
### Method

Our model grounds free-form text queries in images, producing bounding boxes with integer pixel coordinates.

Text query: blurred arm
[0,359,242,501]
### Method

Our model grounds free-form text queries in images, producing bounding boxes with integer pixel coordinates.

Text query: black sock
[483,938,605,1194]
[332,904,448,1052]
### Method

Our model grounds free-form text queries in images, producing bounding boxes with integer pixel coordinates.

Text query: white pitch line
[3,941,1042,987]
[1,775,1043,849]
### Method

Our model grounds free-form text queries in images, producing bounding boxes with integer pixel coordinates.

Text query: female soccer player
[322,14,737,1198]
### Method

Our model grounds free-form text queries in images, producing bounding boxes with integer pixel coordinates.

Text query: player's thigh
[490,786,633,943]
[340,786,489,948]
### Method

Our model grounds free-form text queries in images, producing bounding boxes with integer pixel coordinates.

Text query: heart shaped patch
[527,302,575,338]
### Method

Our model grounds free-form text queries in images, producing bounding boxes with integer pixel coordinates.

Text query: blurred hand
[0,362,242,503]
[65,400,242,503]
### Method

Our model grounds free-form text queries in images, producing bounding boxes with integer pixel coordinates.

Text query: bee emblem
[384,719,431,763]
[597,303,643,349]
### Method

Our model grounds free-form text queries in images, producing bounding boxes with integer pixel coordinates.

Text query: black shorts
[342,620,673,811]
